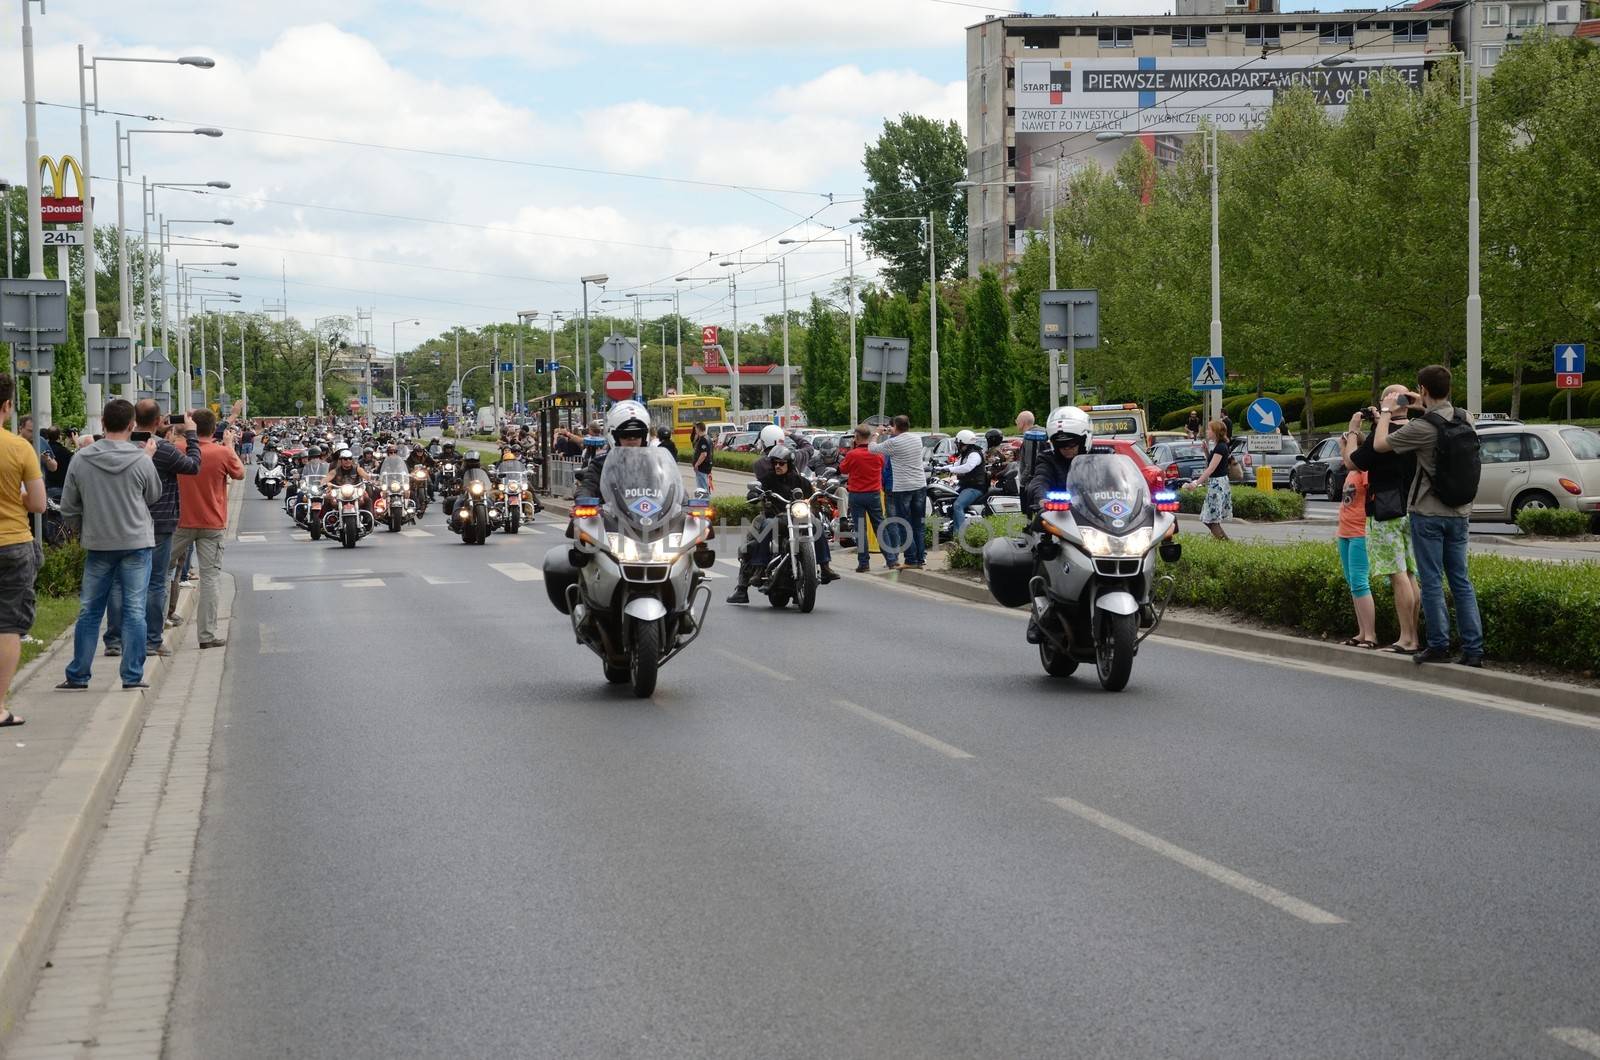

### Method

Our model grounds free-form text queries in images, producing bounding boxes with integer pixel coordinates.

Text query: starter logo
[1018,61,1072,105]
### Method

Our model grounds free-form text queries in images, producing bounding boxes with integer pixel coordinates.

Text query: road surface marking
[258,623,284,654]
[520,526,546,535]
[401,528,434,538]
[490,562,542,581]
[421,574,466,585]
[711,647,793,682]
[829,699,972,760]
[1046,797,1346,925]
[341,578,385,588]
[1551,1028,1600,1057]
[699,568,726,580]
[251,573,291,592]
[237,533,267,543]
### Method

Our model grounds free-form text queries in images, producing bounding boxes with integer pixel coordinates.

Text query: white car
[1473,423,1600,528]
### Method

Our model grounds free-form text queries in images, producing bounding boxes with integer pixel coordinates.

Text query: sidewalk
[1177,513,1600,563]
[0,481,243,1044]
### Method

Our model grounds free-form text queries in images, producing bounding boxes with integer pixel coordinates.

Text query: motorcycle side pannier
[542,547,579,614]
[981,534,1036,609]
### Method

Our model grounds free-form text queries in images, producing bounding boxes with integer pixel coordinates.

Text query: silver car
[1473,423,1600,528]
[1238,434,1301,488]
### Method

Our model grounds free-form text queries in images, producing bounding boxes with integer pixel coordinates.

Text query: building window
[1318,22,1353,43]
[1483,5,1503,25]
[1173,25,1208,46]
[1097,26,1133,47]
[1245,23,1283,45]
[1555,3,1571,20]
[1509,4,1540,27]
[1392,21,1428,41]
[1480,44,1504,64]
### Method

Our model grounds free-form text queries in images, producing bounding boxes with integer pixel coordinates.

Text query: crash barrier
[548,458,580,499]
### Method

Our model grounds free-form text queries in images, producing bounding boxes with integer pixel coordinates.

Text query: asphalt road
[166,487,1600,1059]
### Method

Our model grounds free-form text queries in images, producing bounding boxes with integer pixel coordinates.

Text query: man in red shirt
[838,424,892,572]
[171,409,244,648]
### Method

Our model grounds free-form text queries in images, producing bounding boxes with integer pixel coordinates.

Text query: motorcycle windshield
[379,457,408,476]
[303,461,329,478]
[302,475,324,494]
[1065,454,1151,534]
[498,460,527,482]
[599,446,683,543]
[462,468,494,492]
[261,451,279,469]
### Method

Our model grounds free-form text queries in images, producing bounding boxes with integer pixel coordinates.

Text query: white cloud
[766,65,964,123]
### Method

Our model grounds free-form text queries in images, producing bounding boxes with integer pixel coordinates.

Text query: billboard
[1014,55,1424,135]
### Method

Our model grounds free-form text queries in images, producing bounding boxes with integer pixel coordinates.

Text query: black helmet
[769,444,794,466]
[308,444,323,458]
[986,429,1004,448]
[656,426,672,442]
[463,452,481,466]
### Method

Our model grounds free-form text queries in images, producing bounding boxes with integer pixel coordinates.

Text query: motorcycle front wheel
[507,508,519,535]
[341,517,358,549]
[1039,636,1078,677]
[630,620,660,698]
[1095,610,1137,692]
[795,543,818,613]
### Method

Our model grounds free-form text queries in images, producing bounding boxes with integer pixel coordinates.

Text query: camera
[1360,408,1377,423]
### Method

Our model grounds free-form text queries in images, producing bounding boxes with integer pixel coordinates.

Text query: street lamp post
[516,310,539,410]
[580,274,608,411]
[313,315,341,420]
[781,234,857,423]
[391,318,420,416]
[851,213,939,430]
[719,259,793,421]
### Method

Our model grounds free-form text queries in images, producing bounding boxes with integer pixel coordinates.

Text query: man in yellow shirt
[0,374,48,728]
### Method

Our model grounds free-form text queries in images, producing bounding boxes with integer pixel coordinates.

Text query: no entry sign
[604,369,634,401]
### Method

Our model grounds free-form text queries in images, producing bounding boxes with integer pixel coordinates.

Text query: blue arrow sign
[500,361,514,373]
[1191,356,1225,391]
[1246,397,1285,433]
[1555,343,1586,375]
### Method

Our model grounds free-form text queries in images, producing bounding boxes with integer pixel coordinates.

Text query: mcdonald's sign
[38,155,86,225]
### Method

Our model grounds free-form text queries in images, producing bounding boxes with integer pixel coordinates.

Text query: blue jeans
[1409,513,1484,655]
[67,548,153,687]
[952,487,986,534]
[889,489,927,566]
[848,491,890,567]
[694,469,711,493]
[106,532,173,652]
[742,514,830,578]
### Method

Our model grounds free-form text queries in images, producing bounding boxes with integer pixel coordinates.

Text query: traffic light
[534,359,546,374]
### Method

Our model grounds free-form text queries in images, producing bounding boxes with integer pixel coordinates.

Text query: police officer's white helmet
[1044,406,1093,448]
[604,400,650,443]
[757,424,786,454]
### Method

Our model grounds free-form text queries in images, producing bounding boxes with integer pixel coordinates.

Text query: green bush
[1548,384,1600,423]
[714,450,759,472]
[707,495,758,526]
[1515,507,1590,537]
[1169,534,1600,674]
[1302,390,1374,430]
[1587,388,1600,420]
[36,540,85,598]
[1176,486,1305,521]
[945,513,1028,570]
[1158,404,1202,431]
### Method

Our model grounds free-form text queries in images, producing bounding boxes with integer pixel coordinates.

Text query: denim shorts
[0,539,43,635]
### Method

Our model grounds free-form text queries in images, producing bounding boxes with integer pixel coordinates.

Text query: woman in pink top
[1336,431,1377,650]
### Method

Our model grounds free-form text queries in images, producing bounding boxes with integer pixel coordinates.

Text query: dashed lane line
[251,573,291,592]
[421,574,467,585]
[710,647,794,683]
[1046,797,1346,926]
[341,578,385,588]
[237,533,267,543]
[832,699,975,760]
[400,528,434,538]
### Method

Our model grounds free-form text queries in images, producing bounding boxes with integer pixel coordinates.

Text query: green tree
[961,269,1016,428]
[860,114,967,296]
[800,296,847,425]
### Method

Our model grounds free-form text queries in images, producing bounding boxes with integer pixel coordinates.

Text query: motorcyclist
[749,424,788,481]
[359,446,379,472]
[949,429,990,535]
[447,451,494,522]
[1023,407,1093,645]
[727,443,837,604]
[575,401,649,498]
[327,448,369,486]
[405,442,436,472]
[655,427,679,462]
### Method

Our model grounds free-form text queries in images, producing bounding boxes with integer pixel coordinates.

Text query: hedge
[1515,507,1590,537]
[1548,383,1600,423]
[36,540,85,598]
[1176,485,1306,521]
[1169,534,1600,675]
[945,513,1028,571]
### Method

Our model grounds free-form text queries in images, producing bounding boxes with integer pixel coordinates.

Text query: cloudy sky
[3,0,1189,354]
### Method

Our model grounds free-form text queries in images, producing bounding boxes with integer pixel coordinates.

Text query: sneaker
[1413,646,1453,665]
[104,646,122,657]
[902,562,925,571]
[854,565,870,574]
[198,638,227,649]
[1456,654,1484,668]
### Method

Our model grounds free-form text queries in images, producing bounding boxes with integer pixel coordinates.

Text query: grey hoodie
[60,439,162,551]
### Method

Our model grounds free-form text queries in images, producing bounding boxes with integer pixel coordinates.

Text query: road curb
[888,566,1600,717]
[0,483,243,1042]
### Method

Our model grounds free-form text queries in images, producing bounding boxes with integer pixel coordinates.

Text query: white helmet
[604,400,650,443]
[1044,406,1093,448]
[954,429,979,447]
[757,424,786,454]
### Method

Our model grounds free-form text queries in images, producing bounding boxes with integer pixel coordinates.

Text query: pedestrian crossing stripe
[251,573,291,592]
[421,574,466,585]
[489,562,542,582]
[400,528,434,538]
[238,534,267,543]
[342,578,385,588]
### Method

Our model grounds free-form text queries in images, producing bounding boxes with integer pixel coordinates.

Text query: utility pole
[928,208,940,433]
[1207,128,1223,426]
[22,0,50,457]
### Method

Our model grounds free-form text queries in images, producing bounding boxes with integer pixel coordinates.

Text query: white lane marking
[710,647,793,683]
[237,533,267,543]
[832,699,974,760]
[401,528,434,538]
[520,526,546,535]
[1551,1028,1600,1057]
[421,574,466,585]
[1046,797,1346,925]
[490,562,542,582]
[341,578,385,588]
[258,623,284,655]
[251,573,291,592]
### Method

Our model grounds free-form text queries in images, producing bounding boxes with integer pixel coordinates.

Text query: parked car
[1150,440,1212,488]
[1238,433,1301,488]
[923,434,957,468]
[704,421,739,446]
[720,431,757,453]
[1290,435,1349,500]
[1474,423,1600,527]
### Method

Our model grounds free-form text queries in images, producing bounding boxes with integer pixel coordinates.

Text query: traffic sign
[500,361,514,373]
[295,399,305,411]
[1191,356,1225,391]
[701,325,719,347]
[1558,373,1583,389]
[1555,343,1585,376]
[135,348,174,384]
[1245,397,1285,433]
[604,370,634,401]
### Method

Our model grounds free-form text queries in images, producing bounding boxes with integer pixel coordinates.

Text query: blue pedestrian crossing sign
[1191,356,1225,391]
[1246,397,1285,433]
[1555,344,1585,374]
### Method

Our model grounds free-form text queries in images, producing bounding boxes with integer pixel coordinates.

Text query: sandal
[0,710,22,728]
[1341,637,1379,650]
[1385,644,1420,654]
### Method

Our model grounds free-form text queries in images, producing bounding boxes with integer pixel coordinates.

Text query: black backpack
[1422,409,1481,508]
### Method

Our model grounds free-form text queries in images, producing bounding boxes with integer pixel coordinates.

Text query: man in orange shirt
[171,408,243,648]
[0,375,47,727]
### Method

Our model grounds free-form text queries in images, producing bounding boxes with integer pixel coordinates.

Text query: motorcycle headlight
[1077,525,1156,557]
[388,482,402,492]
[470,482,485,495]
[789,501,811,520]
[340,484,356,499]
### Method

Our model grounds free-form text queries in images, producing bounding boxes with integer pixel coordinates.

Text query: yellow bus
[648,395,728,450]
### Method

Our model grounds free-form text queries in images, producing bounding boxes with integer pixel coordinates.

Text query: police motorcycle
[542,403,715,698]
[452,455,495,545]
[254,447,286,499]
[492,457,533,535]
[982,408,1180,692]
[374,456,415,533]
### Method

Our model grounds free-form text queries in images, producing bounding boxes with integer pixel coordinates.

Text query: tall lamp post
[781,234,858,424]
[116,126,224,339]
[851,212,940,430]
[390,318,419,415]
[580,273,608,412]
[515,310,538,411]
[719,259,793,421]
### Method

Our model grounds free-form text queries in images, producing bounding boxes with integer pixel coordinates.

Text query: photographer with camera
[1346,385,1421,654]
